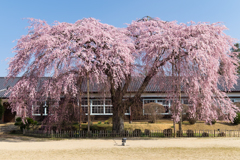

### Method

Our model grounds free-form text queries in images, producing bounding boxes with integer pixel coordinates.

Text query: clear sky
[0,0,240,77]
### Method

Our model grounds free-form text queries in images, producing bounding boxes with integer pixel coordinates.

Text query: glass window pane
[164,106,169,113]
[92,106,103,113]
[92,100,103,105]
[144,100,155,104]
[183,100,188,104]
[105,106,113,113]
[163,100,168,105]
[81,100,88,105]
[105,100,112,105]
[33,105,41,114]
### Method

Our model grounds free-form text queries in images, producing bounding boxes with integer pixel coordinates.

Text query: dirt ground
[1,135,240,160]
[1,121,240,160]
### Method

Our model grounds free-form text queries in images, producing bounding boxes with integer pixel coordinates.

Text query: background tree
[219,43,240,75]
[144,102,165,123]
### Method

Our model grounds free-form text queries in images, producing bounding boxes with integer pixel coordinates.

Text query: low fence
[23,129,240,138]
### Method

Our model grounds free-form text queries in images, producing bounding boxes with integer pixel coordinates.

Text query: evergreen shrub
[218,132,226,137]
[133,129,142,136]
[186,130,194,137]
[14,117,38,131]
[233,113,240,125]
[188,118,197,124]
[202,132,209,137]
[163,128,172,137]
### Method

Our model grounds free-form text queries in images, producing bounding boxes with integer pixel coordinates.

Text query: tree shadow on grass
[180,121,204,126]
[218,122,237,126]
[0,133,51,142]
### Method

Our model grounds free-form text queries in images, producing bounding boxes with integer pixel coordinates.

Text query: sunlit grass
[73,119,240,132]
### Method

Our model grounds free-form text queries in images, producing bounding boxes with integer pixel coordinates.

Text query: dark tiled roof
[233,81,240,91]
[0,77,21,98]
[0,76,240,98]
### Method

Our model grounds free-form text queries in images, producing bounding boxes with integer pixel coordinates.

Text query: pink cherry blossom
[5,17,239,132]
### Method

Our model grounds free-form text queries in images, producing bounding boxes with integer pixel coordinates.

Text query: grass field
[3,119,240,135]
[80,119,240,131]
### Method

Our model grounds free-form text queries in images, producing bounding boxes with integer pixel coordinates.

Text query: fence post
[51,130,53,138]
[23,128,25,135]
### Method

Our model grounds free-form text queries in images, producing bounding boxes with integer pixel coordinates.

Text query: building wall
[2,92,240,123]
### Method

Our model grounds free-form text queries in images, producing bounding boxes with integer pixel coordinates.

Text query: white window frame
[81,99,130,116]
[43,101,48,116]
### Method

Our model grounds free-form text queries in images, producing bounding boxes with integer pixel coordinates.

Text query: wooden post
[51,130,53,138]
[79,94,81,131]
[178,57,182,132]
[78,77,83,131]
[87,72,90,134]
[173,119,176,138]
[172,62,176,138]
[129,107,132,124]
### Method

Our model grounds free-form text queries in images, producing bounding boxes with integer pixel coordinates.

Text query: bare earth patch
[1,137,240,159]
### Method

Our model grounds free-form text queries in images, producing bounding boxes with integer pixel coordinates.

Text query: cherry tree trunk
[178,115,182,131]
[112,112,124,133]
[112,100,125,133]
[173,119,176,138]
